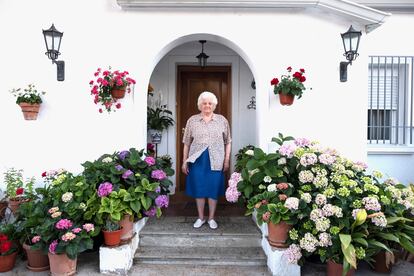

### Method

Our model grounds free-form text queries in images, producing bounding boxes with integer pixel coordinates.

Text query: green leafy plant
[10,84,45,104]
[3,168,34,200]
[147,105,174,131]
[271,67,308,98]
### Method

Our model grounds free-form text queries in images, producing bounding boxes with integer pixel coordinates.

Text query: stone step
[129,263,272,276]
[139,216,262,247]
[134,246,267,266]
[139,232,261,247]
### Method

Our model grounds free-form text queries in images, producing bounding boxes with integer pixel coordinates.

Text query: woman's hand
[223,159,230,172]
[182,163,189,175]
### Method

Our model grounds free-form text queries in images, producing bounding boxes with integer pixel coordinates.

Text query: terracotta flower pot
[374,251,393,273]
[48,253,77,276]
[0,201,7,219]
[0,251,18,272]
[8,198,29,215]
[327,259,355,276]
[103,228,123,247]
[23,243,49,272]
[19,103,40,120]
[279,93,295,106]
[267,221,292,248]
[111,88,126,99]
[119,215,134,242]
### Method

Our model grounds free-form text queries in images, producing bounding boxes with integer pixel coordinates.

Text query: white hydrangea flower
[277,157,287,165]
[102,157,113,163]
[62,192,73,203]
[267,184,277,192]
[245,149,254,156]
[301,193,312,203]
[263,176,272,183]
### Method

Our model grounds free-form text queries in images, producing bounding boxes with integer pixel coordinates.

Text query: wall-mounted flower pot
[23,243,49,272]
[19,103,40,120]
[102,228,123,247]
[111,88,126,99]
[267,221,291,248]
[279,93,295,106]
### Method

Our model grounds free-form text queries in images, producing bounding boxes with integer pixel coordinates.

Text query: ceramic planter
[8,198,29,215]
[374,251,393,273]
[19,103,40,120]
[23,243,49,272]
[327,259,355,276]
[267,221,292,248]
[48,253,77,276]
[111,88,126,99]
[103,228,123,247]
[0,251,17,272]
[279,93,295,106]
[149,129,162,144]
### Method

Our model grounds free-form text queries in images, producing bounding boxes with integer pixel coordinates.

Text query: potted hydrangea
[89,67,136,113]
[270,66,308,106]
[10,84,45,120]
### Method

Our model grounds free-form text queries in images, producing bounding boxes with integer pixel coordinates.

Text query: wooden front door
[176,66,231,194]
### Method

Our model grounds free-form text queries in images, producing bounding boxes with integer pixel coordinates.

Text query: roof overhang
[116,0,391,33]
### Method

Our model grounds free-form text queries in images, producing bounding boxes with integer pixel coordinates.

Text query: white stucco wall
[364,14,414,185]
[0,0,375,187]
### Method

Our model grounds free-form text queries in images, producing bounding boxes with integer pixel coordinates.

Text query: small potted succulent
[10,84,45,120]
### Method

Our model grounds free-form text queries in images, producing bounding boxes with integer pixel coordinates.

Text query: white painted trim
[367,145,414,154]
[166,54,247,193]
[116,0,391,32]
[356,0,414,12]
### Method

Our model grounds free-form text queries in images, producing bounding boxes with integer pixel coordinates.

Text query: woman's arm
[223,142,231,172]
[182,144,190,175]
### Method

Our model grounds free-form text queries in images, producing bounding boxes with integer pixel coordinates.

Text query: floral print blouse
[182,113,232,171]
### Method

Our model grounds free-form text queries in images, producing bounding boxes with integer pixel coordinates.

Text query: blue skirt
[185,149,224,200]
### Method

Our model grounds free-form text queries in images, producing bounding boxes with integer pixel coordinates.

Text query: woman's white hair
[197,91,218,111]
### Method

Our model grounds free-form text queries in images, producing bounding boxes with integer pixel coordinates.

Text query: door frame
[175,65,232,194]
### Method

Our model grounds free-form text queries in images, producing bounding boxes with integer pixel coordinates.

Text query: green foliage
[10,84,45,104]
[3,167,35,199]
[147,105,174,131]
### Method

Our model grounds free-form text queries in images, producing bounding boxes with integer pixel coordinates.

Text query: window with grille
[368,56,414,145]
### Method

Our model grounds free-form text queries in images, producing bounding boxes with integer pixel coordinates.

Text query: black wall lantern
[340,25,362,82]
[43,24,65,81]
[196,40,209,68]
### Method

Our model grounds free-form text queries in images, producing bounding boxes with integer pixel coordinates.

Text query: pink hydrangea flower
[144,156,156,166]
[151,170,167,180]
[49,240,58,254]
[55,219,73,230]
[82,223,95,233]
[61,232,77,242]
[72,228,82,234]
[225,186,241,203]
[31,236,41,244]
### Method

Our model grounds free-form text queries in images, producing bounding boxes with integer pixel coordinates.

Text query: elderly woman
[182,91,232,229]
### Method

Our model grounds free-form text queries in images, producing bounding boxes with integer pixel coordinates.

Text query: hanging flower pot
[279,93,295,106]
[19,103,41,120]
[0,252,17,272]
[119,215,134,243]
[48,253,77,276]
[111,88,126,99]
[327,259,355,276]
[23,243,49,272]
[267,221,292,248]
[103,228,123,247]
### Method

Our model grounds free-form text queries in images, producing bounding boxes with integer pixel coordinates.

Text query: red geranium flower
[41,171,47,177]
[0,234,8,242]
[0,241,12,254]
[300,68,305,73]
[270,78,279,86]
[16,187,24,195]
[287,66,292,72]
[292,72,302,79]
